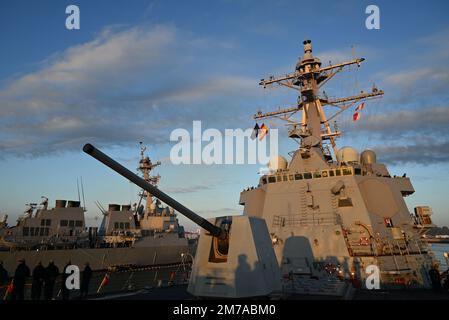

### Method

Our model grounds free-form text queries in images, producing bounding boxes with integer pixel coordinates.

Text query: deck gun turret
[83,143,281,298]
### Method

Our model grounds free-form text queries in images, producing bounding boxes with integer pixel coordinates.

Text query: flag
[3,281,13,300]
[353,112,361,121]
[353,102,365,122]
[384,217,393,228]
[259,123,268,141]
[97,273,110,293]
[355,102,365,111]
[169,271,176,284]
[250,123,260,140]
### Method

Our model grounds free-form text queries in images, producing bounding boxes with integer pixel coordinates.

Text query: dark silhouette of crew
[79,262,92,299]
[442,270,449,292]
[235,254,251,293]
[0,260,9,286]
[12,258,30,300]
[31,261,45,300]
[43,260,60,300]
[429,263,442,292]
[61,261,71,300]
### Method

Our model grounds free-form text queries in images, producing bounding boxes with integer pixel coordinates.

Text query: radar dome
[336,147,359,164]
[268,156,288,171]
[360,149,377,165]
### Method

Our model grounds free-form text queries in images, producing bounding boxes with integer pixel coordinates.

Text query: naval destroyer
[80,40,442,299]
[238,39,438,291]
[0,144,191,272]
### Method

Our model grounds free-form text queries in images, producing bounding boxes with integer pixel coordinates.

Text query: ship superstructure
[0,197,88,250]
[239,40,437,290]
[98,142,184,246]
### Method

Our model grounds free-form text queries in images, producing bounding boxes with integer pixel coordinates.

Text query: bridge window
[34,228,39,236]
[45,228,49,236]
[354,168,362,175]
[276,175,282,182]
[289,174,294,181]
[313,171,321,178]
[41,219,45,226]
[268,176,276,183]
[329,170,335,177]
[114,222,119,229]
[262,177,267,184]
[119,222,124,229]
[322,171,328,178]
[295,173,303,180]
[23,227,29,236]
[30,227,34,236]
[343,168,352,176]
[75,220,83,227]
[40,228,45,236]
[69,220,75,227]
[304,172,312,179]
[46,219,51,226]
[283,175,288,181]
[60,220,68,227]
[335,169,341,176]
[125,222,130,229]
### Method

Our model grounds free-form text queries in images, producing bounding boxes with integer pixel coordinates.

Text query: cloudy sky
[1,0,449,230]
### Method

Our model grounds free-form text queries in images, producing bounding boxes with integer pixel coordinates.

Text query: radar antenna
[255,40,384,158]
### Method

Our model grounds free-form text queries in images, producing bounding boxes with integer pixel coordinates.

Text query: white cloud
[0,24,261,157]
[384,67,449,94]
[149,76,256,103]
[0,25,178,116]
[351,106,449,136]
[375,141,449,165]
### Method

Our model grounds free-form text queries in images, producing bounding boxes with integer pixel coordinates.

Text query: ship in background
[0,143,193,272]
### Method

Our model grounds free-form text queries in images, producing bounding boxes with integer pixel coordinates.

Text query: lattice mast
[137,142,161,214]
[255,40,384,159]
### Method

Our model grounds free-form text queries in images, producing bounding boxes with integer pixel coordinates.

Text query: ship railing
[0,262,194,300]
[346,236,428,258]
[272,212,339,228]
[1,235,89,249]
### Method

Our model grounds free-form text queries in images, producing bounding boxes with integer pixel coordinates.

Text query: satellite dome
[336,147,359,164]
[268,156,288,171]
[360,149,377,165]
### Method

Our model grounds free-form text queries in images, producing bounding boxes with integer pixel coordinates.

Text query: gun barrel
[83,143,222,237]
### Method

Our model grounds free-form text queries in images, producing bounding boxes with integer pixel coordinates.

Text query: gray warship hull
[0,240,191,272]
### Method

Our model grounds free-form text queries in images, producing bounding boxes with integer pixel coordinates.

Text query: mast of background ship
[256,40,384,159]
[137,142,161,215]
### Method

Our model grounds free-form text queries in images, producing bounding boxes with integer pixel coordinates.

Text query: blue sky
[0,0,449,230]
